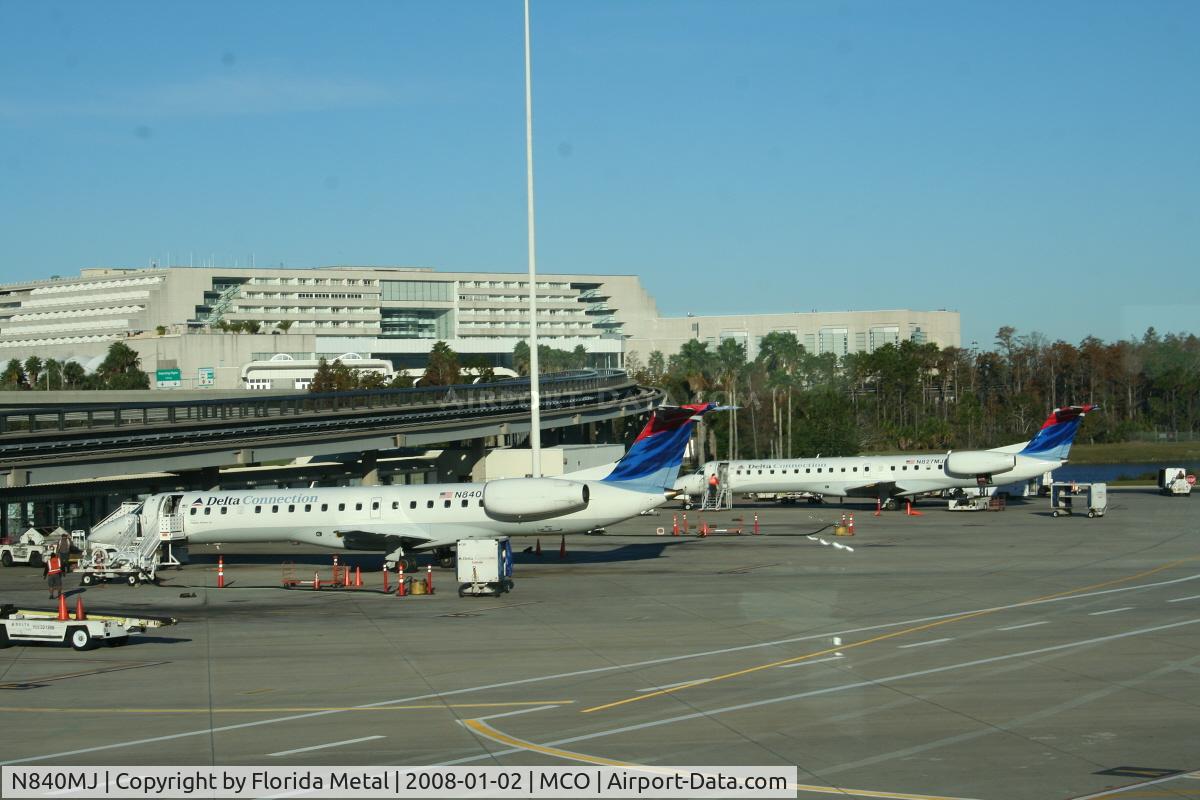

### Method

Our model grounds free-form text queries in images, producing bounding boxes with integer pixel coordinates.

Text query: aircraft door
[370,497,382,520]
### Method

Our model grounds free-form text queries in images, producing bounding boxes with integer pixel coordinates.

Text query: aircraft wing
[841,479,949,499]
[334,524,435,553]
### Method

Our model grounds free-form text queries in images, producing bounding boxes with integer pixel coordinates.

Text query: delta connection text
[2,766,796,798]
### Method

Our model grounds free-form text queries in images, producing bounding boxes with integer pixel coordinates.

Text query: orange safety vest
[47,554,63,576]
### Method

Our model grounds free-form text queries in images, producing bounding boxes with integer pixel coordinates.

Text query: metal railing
[0,370,654,460]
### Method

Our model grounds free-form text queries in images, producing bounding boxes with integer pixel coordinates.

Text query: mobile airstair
[700,461,733,511]
[81,495,187,586]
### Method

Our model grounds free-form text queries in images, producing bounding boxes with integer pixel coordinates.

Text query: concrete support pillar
[468,438,490,483]
[200,466,221,491]
[361,450,380,486]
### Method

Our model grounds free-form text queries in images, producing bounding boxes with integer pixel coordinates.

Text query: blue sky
[1,0,1196,349]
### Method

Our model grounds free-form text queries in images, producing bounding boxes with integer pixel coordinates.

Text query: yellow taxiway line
[583,558,1196,714]
[463,718,981,800]
[0,701,574,714]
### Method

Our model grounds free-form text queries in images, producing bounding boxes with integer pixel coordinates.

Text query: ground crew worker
[46,552,64,600]
[57,533,71,574]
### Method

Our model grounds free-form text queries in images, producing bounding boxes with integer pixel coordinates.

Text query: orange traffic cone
[874,499,882,517]
[74,596,86,620]
[847,513,856,535]
[57,595,68,621]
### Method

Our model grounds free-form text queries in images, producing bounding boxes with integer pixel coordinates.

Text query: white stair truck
[81,495,188,586]
[456,538,514,597]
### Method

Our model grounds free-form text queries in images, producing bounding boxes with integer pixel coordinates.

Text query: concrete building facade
[0,266,960,390]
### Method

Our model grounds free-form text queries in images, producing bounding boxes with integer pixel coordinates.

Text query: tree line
[0,342,150,391]
[307,342,499,392]
[626,326,1200,462]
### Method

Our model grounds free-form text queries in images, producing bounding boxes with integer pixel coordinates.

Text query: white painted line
[778,656,844,669]
[1168,594,1200,603]
[10,572,1199,766]
[997,621,1049,631]
[1089,607,1134,616]
[471,704,560,722]
[636,679,704,692]
[454,618,1200,765]
[1070,769,1197,800]
[898,638,953,649]
[269,735,384,757]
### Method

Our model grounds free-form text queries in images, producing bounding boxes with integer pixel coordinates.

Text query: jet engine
[673,472,707,498]
[483,478,590,522]
[944,451,1017,479]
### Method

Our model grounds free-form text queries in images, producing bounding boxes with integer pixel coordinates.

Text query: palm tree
[714,338,746,459]
[1,359,24,389]
[424,341,461,386]
[96,341,150,389]
[756,332,801,458]
[669,340,715,462]
[512,341,531,377]
[62,361,85,389]
[23,355,42,388]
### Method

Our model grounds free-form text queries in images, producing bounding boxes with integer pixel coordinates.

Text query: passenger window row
[190,497,484,515]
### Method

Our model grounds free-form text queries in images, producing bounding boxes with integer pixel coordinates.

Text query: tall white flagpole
[524,0,542,477]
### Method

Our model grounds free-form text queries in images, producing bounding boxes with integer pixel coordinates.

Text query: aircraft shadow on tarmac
[512,540,685,565]
[183,541,689,569]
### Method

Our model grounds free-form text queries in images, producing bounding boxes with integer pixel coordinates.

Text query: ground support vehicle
[0,605,129,650]
[1050,482,1108,518]
[456,538,514,597]
[1158,468,1193,496]
[0,527,72,568]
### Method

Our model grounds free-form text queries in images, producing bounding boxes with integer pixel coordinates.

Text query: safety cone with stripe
[847,513,856,536]
[56,595,68,621]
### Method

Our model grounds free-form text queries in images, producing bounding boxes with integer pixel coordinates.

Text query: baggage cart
[1050,482,1107,518]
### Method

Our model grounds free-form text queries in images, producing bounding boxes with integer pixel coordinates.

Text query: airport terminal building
[0,266,960,390]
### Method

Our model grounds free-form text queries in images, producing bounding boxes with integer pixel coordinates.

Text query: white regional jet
[90,403,717,571]
[677,405,1097,510]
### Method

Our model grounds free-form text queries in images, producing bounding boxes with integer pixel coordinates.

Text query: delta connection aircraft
[676,405,1097,509]
[88,404,716,571]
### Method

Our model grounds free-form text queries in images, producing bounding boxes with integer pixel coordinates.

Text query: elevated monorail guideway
[0,370,662,486]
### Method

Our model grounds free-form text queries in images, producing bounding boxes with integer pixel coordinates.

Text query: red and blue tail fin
[1019,404,1098,461]
[602,403,718,490]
